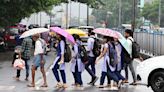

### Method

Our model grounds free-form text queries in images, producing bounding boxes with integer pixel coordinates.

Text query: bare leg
[27,66,35,87]
[40,66,47,87]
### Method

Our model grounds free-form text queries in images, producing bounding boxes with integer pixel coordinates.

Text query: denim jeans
[85,56,96,80]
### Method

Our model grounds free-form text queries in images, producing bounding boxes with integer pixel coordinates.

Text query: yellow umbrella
[66,29,87,37]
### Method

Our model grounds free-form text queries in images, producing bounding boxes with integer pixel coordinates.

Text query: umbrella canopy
[50,27,75,44]
[93,28,120,39]
[20,28,49,38]
[115,31,131,55]
[66,29,87,37]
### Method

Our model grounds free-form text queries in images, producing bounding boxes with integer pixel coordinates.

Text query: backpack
[129,39,140,58]
[64,44,72,63]
[38,39,47,55]
[92,38,101,57]
[78,44,88,63]
[108,43,117,67]
[121,46,132,64]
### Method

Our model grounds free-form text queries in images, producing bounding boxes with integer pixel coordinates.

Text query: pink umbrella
[50,27,75,44]
[93,28,120,39]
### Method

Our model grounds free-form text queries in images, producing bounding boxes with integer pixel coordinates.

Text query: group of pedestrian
[12,28,142,90]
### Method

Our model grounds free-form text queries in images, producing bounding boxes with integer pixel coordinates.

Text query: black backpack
[129,39,140,58]
[108,43,117,67]
[92,38,101,57]
[78,44,88,63]
[64,44,72,63]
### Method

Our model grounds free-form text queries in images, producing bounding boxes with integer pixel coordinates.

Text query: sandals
[27,84,35,87]
[55,83,63,88]
[40,84,48,87]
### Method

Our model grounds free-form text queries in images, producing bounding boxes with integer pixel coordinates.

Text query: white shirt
[34,38,45,56]
[87,36,95,57]
[60,40,65,55]
[127,36,134,57]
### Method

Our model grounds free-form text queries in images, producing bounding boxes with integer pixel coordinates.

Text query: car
[136,56,164,92]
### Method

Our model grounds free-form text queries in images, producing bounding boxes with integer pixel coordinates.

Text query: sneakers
[88,77,98,85]
[129,82,137,86]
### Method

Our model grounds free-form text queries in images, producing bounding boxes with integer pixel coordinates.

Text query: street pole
[159,0,161,27]
[78,2,81,26]
[87,4,89,26]
[66,3,69,28]
[118,0,122,28]
[40,12,42,27]
[69,0,72,26]
[132,0,136,32]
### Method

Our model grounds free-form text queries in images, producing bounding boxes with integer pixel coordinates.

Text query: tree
[0,0,102,28]
[142,0,164,27]
[91,0,135,28]
[0,0,68,28]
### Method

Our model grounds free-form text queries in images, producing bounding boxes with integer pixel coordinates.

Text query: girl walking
[71,34,85,87]
[52,34,67,88]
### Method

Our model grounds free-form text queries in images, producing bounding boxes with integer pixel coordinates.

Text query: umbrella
[50,27,75,44]
[115,31,131,55]
[66,29,87,37]
[20,28,49,38]
[93,28,120,39]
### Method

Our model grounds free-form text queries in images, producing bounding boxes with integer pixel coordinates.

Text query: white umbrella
[20,28,49,38]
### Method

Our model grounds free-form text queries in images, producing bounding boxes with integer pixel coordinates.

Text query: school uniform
[71,40,85,85]
[100,43,120,85]
[52,40,66,83]
[86,36,97,82]
[115,42,125,81]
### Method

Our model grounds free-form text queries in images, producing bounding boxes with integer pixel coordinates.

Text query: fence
[133,31,164,56]
[118,29,164,56]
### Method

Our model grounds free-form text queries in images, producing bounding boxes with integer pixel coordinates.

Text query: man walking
[124,29,137,85]
[27,34,47,87]
[85,32,98,85]
[21,37,32,81]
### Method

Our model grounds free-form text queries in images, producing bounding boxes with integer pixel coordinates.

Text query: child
[12,46,22,81]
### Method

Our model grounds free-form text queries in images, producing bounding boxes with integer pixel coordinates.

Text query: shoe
[62,84,68,89]
[123,80,129,83]
[118,80,122,89]
[129,82,137,86]
[90,77,98,85]
[55,83,63,88]
[71,83,77,86]
[105,84,111,88]
[25,78,29,81]
[13,76,20,81]
[40,84,48,87]
[27,83,35,87]
[75,84,83,87]
[98,85,104,88]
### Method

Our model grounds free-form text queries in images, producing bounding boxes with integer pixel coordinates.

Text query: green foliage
[91,0,134,28]
[0,0,102,28]
[0,0,67,28]
[142,0,164,26]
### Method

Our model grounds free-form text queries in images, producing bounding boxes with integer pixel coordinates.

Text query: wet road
[0,51,153,92]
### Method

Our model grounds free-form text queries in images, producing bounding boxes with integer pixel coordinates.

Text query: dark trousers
[72,61,83,85]
[52,60,66,83]
[124,61,137,82]
[85,56,96,80]
[115,71,125,80]
[100,72,108,85]
[16,58,29,78]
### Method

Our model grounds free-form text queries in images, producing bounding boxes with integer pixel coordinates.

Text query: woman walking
[96,36,121,89]
[71,34,85,87]
[52,34,67,88]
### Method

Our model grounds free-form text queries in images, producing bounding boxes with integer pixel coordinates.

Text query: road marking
[0,86,15,90]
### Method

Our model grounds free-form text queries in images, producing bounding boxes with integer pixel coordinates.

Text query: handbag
[13,58,25,70]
